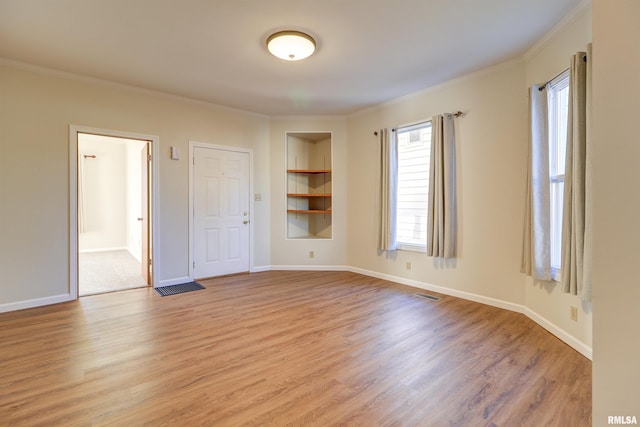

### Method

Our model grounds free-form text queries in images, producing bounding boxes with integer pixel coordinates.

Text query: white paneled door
[193,147,250,278]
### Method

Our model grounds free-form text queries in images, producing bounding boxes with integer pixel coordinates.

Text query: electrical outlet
[309,251,315,259]
[570,306,578,322]
[406,261,411,270]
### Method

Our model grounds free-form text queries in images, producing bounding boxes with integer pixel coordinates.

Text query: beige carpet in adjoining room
[79,250,147,296]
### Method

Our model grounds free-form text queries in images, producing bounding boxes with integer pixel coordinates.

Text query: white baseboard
[251,265,271,273]
[348,266,592,360]
[0,293,73,314]
[349,266,523,313]
[269,264,349,271]
[523,307,592,359]
[78,247,128,254]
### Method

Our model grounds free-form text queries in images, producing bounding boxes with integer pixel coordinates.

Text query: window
[548,71,569,274]
[396,121,432,251]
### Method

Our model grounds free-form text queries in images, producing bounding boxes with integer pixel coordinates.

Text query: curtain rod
[538,53,588,91]
[538,67,569,91]
[373,111,463,136]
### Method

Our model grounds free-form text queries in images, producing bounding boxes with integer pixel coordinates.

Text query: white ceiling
[0,0,582,116]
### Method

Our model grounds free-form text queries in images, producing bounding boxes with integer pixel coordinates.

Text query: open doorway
[76,132,152,296]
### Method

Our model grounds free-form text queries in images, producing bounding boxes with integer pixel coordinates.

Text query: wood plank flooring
[0,271,591,426]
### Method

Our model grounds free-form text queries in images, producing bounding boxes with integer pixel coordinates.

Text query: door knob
[243,220,249,225]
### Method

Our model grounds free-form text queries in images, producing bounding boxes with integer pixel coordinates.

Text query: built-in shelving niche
[286,132,332,239]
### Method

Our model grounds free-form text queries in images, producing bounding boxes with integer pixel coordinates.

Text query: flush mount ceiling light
[266,30,316,61]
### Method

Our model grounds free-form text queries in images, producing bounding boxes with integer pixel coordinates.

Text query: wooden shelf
[287,209,332,214]
[287,169,331,174]
[286,133,332,239]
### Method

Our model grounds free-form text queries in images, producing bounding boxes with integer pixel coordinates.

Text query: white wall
[522,5,592,352]
[270,117,348,267]
[346,60,528,306]
[78,134,147,260]
[78,134,128,252]
[592,0,640,422]
[0,63,270,308]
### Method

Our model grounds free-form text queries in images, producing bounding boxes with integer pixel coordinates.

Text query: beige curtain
[427,114,456,258]
[521,85,552,280]
[378,128,398,251]
[561,45,592,301]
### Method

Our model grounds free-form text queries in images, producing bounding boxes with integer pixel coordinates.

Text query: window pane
[554,85,569,176]
[396,122,431,246]
[550,181,564,269]
[548,72,569,270]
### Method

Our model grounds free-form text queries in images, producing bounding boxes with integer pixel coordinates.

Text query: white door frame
[189,141,254,280]
[69,125,161,299]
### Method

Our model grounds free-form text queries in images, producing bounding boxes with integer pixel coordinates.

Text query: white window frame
[547,70,569,280]
[395,120,432,253]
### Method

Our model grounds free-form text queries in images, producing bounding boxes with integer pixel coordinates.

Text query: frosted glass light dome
[266,31,316,61]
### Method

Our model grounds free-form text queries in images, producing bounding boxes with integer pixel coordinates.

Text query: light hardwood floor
[0,271,591,426]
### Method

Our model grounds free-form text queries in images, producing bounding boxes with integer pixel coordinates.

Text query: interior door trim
[69,125,161,299]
